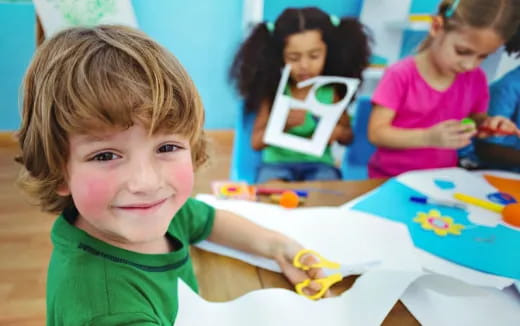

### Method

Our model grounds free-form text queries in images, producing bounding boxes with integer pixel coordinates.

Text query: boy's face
[429,19,503,76]
[58,123,194,253]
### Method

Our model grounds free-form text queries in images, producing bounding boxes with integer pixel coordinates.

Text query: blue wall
[0,1,244,131]
[409,0,439,14]
[0,3,35,131]
[0,0,361,131]
[264,0,362,21]
[131,0,244,130]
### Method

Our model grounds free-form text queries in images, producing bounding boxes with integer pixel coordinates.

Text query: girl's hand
[273,240,331,299]
[425,120,476,148]
[477,116,520,138]
[284,109,307,130]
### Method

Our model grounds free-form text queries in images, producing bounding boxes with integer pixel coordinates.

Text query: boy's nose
[126,157,161,194]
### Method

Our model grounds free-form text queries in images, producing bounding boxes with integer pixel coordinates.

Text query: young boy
[16,25,324,325]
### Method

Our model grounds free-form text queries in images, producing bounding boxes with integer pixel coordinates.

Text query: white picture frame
[263,64,360,157]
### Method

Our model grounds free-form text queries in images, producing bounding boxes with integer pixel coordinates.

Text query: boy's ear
[430,16,444,37]
[56,182,71,196]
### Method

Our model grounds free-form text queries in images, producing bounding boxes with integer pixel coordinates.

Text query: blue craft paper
[434,178,455,190]
[352,179,520,280]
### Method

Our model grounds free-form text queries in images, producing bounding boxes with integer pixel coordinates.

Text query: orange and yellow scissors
[293,249,379,300]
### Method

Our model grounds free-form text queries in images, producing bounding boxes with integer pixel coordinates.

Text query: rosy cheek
[70,172,117,219]
[170,164,194,199]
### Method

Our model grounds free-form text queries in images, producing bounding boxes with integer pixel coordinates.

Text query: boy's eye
[92,152,120,161]
[158,144,179,153]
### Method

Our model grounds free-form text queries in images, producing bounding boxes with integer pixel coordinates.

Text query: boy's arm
[207,209,290,260]
[207,209,328,292]
[475,140,520,166]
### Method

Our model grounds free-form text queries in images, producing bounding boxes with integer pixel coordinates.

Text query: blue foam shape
[352,179,520,280]
[434,179,455,190]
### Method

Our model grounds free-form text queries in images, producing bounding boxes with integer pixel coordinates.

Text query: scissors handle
[295,273,342,300]
[293,249,340,270]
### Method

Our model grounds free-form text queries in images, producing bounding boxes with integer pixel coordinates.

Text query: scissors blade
[328,260,380,277]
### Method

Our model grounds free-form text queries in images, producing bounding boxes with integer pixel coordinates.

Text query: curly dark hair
[505,25,520,57]
[229,7,372,113]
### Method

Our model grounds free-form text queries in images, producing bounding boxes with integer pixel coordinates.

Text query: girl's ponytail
[229,22,281,113]
[324,17,371,80]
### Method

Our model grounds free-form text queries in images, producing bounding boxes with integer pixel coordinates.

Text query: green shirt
[47,198,215,325]
[263,85,335,165]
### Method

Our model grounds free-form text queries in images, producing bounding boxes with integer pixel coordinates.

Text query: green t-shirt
[262,85,335,165]
[46,198,215,325]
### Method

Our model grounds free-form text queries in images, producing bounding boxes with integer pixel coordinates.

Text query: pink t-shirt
[368,57,489,178]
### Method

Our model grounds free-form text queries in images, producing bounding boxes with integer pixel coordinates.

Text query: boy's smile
[58,123,194,254]
[115,198,168,211]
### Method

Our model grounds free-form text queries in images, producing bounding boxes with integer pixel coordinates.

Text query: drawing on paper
[413,209,464,236]
[48,0,116,26]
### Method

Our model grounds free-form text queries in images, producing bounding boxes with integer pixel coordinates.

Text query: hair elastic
[329,14,340,27]
[445,0,461,18]
[265,21,275,34]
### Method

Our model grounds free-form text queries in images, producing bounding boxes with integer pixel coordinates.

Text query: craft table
[191,178,420,326]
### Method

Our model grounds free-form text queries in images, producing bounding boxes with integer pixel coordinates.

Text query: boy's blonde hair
[419,0,520,51]
[17,25,208,214]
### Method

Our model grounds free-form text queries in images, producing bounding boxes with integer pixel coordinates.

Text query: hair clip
[265,21,275,34]
[445,0,461,18]
[329,14,340,27]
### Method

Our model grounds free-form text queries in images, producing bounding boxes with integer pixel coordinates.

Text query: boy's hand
[425,120,476,149]
[477,116,520,138]
[273,240,331,298]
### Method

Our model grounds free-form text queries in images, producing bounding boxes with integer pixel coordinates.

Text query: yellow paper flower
[413,209,464,236]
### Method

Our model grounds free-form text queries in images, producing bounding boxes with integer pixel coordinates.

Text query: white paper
[401,274,520,326]
[195,194,421,273]
[340,168,517,289]
[397,168,504,227]
[33,0,138,38]
[176,270,424,326]
[263,64,360,157]
[416,250,515,289]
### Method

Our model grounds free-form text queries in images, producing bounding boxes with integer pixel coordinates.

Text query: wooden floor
[0,130,234,325]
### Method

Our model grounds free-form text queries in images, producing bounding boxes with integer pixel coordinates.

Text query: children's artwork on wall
[351,168,520,280]
[33,0,138,37]
[263,64,360,157]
